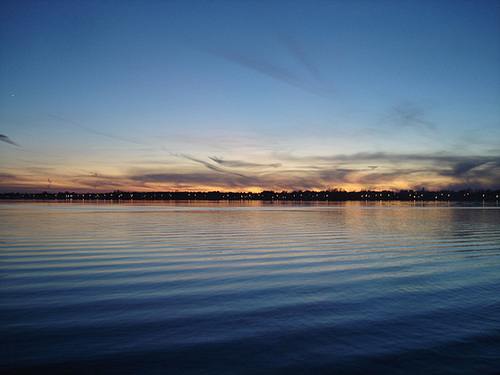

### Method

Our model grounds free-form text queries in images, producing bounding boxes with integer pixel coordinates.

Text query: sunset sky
[1,0,499,193]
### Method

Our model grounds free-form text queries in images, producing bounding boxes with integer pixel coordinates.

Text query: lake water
[1,201,499,374]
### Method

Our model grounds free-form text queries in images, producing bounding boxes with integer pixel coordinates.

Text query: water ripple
[1,202,499,373]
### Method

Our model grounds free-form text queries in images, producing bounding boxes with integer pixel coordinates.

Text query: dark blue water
[1,201,499,374]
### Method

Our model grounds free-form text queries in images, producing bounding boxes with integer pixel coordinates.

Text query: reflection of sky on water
[1,202,499,373]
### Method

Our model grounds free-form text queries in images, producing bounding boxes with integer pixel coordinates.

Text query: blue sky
[1,0,499,192]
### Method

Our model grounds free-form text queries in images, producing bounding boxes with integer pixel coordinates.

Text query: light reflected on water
[1,201,499,373]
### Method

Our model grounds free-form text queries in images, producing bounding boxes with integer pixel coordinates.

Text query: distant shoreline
[1,189,499,201]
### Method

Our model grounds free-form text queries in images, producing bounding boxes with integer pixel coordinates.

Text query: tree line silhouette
[1,189,499,201]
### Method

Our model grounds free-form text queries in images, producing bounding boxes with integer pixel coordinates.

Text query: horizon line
[2,189,499,202]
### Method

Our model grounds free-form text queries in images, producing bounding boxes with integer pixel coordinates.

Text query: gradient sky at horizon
[1,0,499,193]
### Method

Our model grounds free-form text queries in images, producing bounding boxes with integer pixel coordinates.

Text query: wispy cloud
[448,160,492,177]
[0,172,17,179]
[275,151,500,165]
[386,102,436,130]
[209,156,281,169]
[200,34,335,96]
[208,47,315,93]
[44,113,146,146]
[277,33,325,85]
[73,178,123,190]
[0,134,20,146]
[3,147,499,192]
[179,154,250,179]
[269,151,500,190]
[130,171,259,191]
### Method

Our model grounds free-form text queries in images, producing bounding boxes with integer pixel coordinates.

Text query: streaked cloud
[45,113,146,146]
[209,157,281,169]
[200,32,335,96]
[277,34,325,85]
[179,154,249,178]
[0,134,20,146]
[275,151,500,166]
[1,148,498,193]
[388,103,436,130]
[120,151,499,192]
[0,172,17,179]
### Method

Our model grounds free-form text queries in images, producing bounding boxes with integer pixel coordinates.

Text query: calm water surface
[1,201,499,374]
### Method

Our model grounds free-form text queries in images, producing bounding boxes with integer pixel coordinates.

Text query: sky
[1,0,499,193]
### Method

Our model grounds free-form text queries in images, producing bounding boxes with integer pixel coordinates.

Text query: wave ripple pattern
[1,202,499,374]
